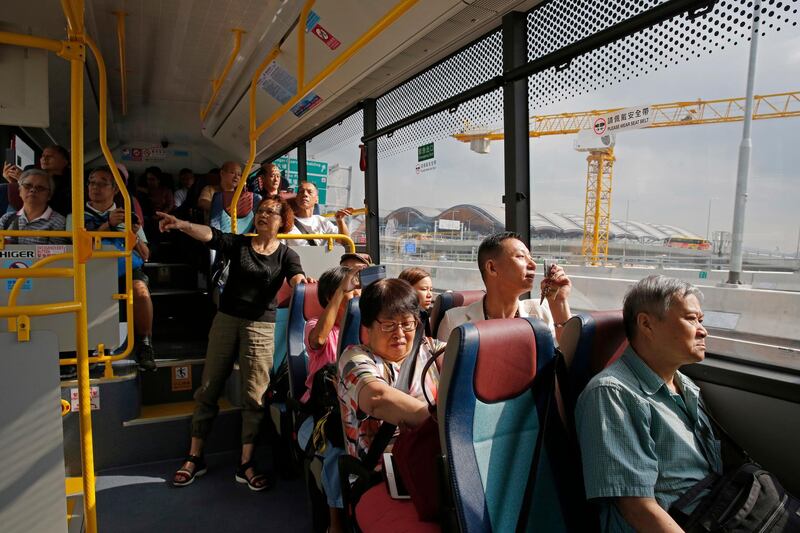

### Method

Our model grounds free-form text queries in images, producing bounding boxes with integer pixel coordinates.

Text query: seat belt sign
[312,23,341,50]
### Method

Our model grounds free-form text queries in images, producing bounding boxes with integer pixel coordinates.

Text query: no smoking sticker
[593,117,607,135]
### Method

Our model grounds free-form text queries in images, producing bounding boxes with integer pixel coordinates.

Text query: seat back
[559,310,628,414]
[286,282,325,401]
[439,317,563,533]
[271,280,294,375]
[337,297,364,360]
[209,191,261,234]
[429,290,485,338]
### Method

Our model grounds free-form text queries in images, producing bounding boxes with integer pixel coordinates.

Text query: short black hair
[44,145,70,161]
[318,266,351,308]
[179,168,193,175]
[477,231,523,281]
[359,279,419,327]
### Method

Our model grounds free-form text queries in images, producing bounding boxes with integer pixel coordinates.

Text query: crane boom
[452,91,800,141]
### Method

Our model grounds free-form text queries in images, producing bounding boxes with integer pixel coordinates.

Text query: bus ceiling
[0,0,541,162]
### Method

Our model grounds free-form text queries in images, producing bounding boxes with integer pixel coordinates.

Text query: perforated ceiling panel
[376,30,503,156]
[307,110,364,157]
[373,0,797,156]
[527,0,799,109]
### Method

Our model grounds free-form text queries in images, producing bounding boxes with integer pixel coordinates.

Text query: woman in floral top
[337,278,445,460]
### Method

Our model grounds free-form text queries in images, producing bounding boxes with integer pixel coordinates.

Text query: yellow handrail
[232,0,419,232]
[0,301,82,318]
[297,0,316,90]
[200,28,245,122]
[234,45,281,233]
[277,232,356,252]
[0,31,63,53]
[322,207,367,218]
[252,0,419,140]
[0,268,73,279]
[83,32,136,367]
[112,12,128,116]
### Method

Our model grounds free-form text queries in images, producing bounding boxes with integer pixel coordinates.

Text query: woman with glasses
[4,145,72,216]
[0,169,68,244]
[338,278,445,461]
[157,198,309,492]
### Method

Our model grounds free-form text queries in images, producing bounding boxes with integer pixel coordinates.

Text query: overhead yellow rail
[452,91,800,141]
[232,0,420,232]
[113,12,128,115]
[200,28,245,122]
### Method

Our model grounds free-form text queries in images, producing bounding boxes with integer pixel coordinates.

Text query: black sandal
[235,460,272,492]
[173,455,207,487]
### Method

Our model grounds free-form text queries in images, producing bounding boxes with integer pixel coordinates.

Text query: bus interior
[0,0,798,532]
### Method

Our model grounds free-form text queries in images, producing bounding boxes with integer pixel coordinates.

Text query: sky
[310,12,800,253]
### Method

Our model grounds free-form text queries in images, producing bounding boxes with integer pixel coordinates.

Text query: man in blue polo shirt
[576,275,722,532]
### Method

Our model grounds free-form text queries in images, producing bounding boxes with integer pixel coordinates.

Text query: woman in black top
[157,198,307,491]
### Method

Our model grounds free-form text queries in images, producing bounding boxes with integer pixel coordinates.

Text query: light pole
[705,197,718,242]
[727,0,762,285]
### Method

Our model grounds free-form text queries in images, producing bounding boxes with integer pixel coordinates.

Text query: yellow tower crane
[453,91,800,264]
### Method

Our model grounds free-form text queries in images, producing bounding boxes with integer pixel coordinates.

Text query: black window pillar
[502,11,530,246]
[297,142,307,184]
[363,99,380,263]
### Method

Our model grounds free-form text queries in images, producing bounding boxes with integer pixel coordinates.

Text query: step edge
[122,405,240,427]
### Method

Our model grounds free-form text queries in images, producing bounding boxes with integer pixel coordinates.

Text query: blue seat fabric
[336,297,362,360]
[443,317,563,533]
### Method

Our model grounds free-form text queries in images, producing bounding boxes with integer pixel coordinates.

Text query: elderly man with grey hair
[0,168,69,244]
[576,275,722,533]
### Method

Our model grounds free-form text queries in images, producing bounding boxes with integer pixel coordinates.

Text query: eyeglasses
[256,207,282,216]
[376,318,418,333]
[20,183,50,194]
[88,180,112,188]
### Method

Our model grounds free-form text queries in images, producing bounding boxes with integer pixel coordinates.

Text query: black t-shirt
[207,228,304,322]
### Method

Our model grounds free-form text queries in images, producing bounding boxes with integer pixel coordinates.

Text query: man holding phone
[436,231,572,343]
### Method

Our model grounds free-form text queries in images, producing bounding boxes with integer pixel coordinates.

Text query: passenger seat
[429,290,485,339]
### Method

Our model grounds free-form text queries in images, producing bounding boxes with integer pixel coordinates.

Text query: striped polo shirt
[0,207,69,245]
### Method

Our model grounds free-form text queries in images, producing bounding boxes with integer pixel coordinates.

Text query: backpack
[306,363,344,452]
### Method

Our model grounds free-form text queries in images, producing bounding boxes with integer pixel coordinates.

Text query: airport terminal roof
[383,204,701,241]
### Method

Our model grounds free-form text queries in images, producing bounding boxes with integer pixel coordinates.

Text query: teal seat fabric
[440,317,565,532]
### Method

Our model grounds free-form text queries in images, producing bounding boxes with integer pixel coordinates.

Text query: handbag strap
[420,346,445,411]
[668,471,720,525]
[361,327,426,471]
[698,399,752,464]
[293,219,319,246]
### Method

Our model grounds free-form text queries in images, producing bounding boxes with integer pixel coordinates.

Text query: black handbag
[669,404,800,532]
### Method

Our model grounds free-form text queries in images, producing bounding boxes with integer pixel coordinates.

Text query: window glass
[525,5,800,368]
[304,111,366,245]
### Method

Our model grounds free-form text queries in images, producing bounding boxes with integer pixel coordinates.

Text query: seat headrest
[472,318,553,403]
[587,310,627,375]
[430,289,485,337]
[302,283,324,320]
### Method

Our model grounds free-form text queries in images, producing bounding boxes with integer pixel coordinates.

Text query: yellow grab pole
[84,34,135,362]
[112,12,128,116]
[0,301,82,318]
[64,0,98,528]
[6,252,73,331]
[252,0,419,140]
[0,31,62,53]
[231,46,281,234]
[297,0,316,89]
[200,28,245,122]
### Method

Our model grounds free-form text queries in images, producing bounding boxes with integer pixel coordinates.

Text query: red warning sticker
[312,23,341,50]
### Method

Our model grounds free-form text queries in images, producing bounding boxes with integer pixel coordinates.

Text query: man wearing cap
[340,253,371,268]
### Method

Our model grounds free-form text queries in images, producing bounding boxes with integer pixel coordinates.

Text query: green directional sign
[417,142,434,162]
[699,271,708,279]
[273,156,328,204]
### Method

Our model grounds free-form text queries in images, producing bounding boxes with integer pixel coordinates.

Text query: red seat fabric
[356,484,441,533]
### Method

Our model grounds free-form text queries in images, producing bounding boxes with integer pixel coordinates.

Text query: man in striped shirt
[0,169,69,245]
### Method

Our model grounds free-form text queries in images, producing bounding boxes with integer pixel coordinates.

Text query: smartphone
[5,148,18,167]
[383,452,410,499]
[358,265,386,288]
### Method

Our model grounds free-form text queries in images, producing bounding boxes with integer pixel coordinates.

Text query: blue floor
[95,449,311,532]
